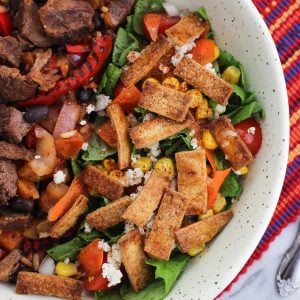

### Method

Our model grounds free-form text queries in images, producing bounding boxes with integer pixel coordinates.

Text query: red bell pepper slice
[18,35,112,107]
[0,12,12,36]
[66,44,90,54]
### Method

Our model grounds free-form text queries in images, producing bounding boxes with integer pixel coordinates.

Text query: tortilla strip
[107,103,131,170]
[82,165,124,200]
[49,195,88,238]
[144,188,190,260]
[209,116,253,170]
[16,272,83,300]
[175,209,233,252]
[139,81,192,122]
[119,229,154,292]
[165,13,205,46]
[87,197,132,231]
[121,36,172,86]
[129,115,193,149]
[175,149,207,215]
[174,56,233,105]
[122,171,170,227]
[0,249,21,282]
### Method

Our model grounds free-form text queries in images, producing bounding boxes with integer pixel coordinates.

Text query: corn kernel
[213,195,227,213]
[186,89,205,108]
[109,170,125,183]
[196,105,212,119]
[202,130,218,150]
[214,45,220,60]
[179,81,189,92]
[239,166,249,175]
[154,157,176,179]
[103,159,118,173]
[142,78,159,90]
[162,77,180,90]
[55,262,77,277]
[222,66,241,84]
[132,157,152,172]
[187,244,205,256]
[199,209,214,220]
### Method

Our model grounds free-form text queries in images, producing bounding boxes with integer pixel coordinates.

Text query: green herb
[77,222,103,243]
[214,148,230,171]
[95,290,123,300]
[132,0,164,36]
[47,237,86,262]
[231,84,247,102]
[99,63,121,97]
[134,107,149,123]
[81,134,116,162]
[70,158,84,176]
[220,172,243,198]
[112,28,140,67]
[125,15,134,32]
[197,6,209,21]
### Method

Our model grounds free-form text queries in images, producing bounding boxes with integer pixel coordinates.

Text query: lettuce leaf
[214,148,230,171]
[99,63,121,97]
[220,172,243,198]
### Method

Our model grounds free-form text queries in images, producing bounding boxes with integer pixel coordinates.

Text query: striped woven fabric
[220,0,300,295]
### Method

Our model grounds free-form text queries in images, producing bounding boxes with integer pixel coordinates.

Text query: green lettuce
[220,172,243,198]
[99,63,121,97]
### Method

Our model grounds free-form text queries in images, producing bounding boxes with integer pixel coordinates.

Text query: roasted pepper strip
[18,35,112,107]
[0,12,12,36]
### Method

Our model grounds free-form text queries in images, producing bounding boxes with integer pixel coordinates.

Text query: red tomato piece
[113,81,125,98]
[190,39,216,65]
[84,273,109,291]
[234,118,262,156]
[0,12,12,36]
[66,44,90,54]
[96,121,117,147]
[158,14,180,35]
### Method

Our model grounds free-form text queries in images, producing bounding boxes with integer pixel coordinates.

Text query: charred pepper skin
[18,35,113,107]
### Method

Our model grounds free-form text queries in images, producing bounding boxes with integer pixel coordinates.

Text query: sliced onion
[162,2,180,17]
[38,255,55,275]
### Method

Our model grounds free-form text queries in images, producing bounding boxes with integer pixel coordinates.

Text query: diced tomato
[190,39,216,65]
[0,12,12,36]
[113,81,125,98]
[78,239,104,276]
[96,121,117,147]
[234,118,262,156]
[142,13,180,41]
[84,273,109,291]
[66,44,90,54]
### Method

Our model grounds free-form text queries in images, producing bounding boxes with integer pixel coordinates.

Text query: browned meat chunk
[16,0,53,47]
[0,36,21,68]
[0,249,21,282]
[0,141,33,161]
[0,160,18,205]
[0,209,32,231]
[102,0,135,29]
[0,104,31,143]
[39,0,94,45]
[0,66,37,102]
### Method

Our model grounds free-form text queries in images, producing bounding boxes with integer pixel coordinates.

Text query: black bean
[77,88,93,102]
[32,202,47,219]
[93,9,103,31]
[23,105,49,123]
[10,197,35,213]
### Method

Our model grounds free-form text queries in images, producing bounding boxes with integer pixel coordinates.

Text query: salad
[0,0,264,299]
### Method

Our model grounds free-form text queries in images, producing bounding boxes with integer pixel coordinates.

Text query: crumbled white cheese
[234,170,242,176]
[84,222,92,233]
[130,192,138,199]
[170,178,177,190]
[204,63,217,74]
[158,63,170,74]
[225,154,229,160]
[224,130,237,137]
[222,140,230,147]
[191,138,198,149]
[127,114,138,127]
[143,113,155,122]
[124,222,135,233]
[231,199,235,204]
[97,111,107,117]
[64,258,70,264]
[39,232,49,238]
[95,94,112,112]
[144,171,152,183]
[215,104,226,117]
[101,263,123,287]
[127,51,140,63]
[124,168,144,187]
[186,53,193,59]
[138,227,145,235]
[130,185,144,200]
[162,2,179,16]
[98,240,111,252]
[190,130,195,136]
[86,104,96,114]
[131,154,141,165]
[53,170,66,184]
[80,119,87,126]
[247,127,256,135]
[171,41,197,66]
[81,142,88,151]
[148,142,161,162]
[34,155,41,160]
[107,244,122,269]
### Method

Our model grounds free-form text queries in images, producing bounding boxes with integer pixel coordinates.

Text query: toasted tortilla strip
[175,209,233,252]
[144,188,190,260]
[165,13,205,46]
[129,115,193,149]
[174,56,233,105]
[82,165,124,200]
[50,195,88,238]
[107,104,131,170]
[119,229,154,292]
[121,36,172,86]
[139,81,192,122]
[0,249,21,282]
[175,149,207,215]
[122,171,170,227]
[16,272,83,300]
[87,197,132,231]
[0,210,32,231]
[209,116,253,170]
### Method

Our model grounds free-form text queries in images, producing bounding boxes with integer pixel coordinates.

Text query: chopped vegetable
[187,244,205,256]
[17,179,39,200]
[205,150,217,174]
[219,172,243,198]
[190,39,218,65]
[99,63,122,97]
[202,129,218,150]
[0,12,12,36]
[154,157,175,179]
[162,77,180,90]
[55,262,78,277]
[222,66,241,84]
[84,273,109,291]
[132,157,152,172]
[186,89,204,108]
[198,209,214,220]
[66,44,90,54]
[96,122,118,148]
[0,231,24,251]
[213,195,227,213]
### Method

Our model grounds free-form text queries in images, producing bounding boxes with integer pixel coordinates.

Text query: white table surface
[221,216,300,300]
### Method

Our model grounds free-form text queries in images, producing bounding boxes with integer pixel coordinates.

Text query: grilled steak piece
[0,36,22,68]
[39,0,94,45]
[16,0,53,47]
[0,209,32,231]
[0,160,18,205]
[0,141,33,161]
[0,66,37,102]
[0,104,31,143]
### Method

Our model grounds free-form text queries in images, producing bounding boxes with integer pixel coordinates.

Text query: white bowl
[1,0,289,299]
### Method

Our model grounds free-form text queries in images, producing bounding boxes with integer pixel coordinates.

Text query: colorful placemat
[219,0,300,296]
